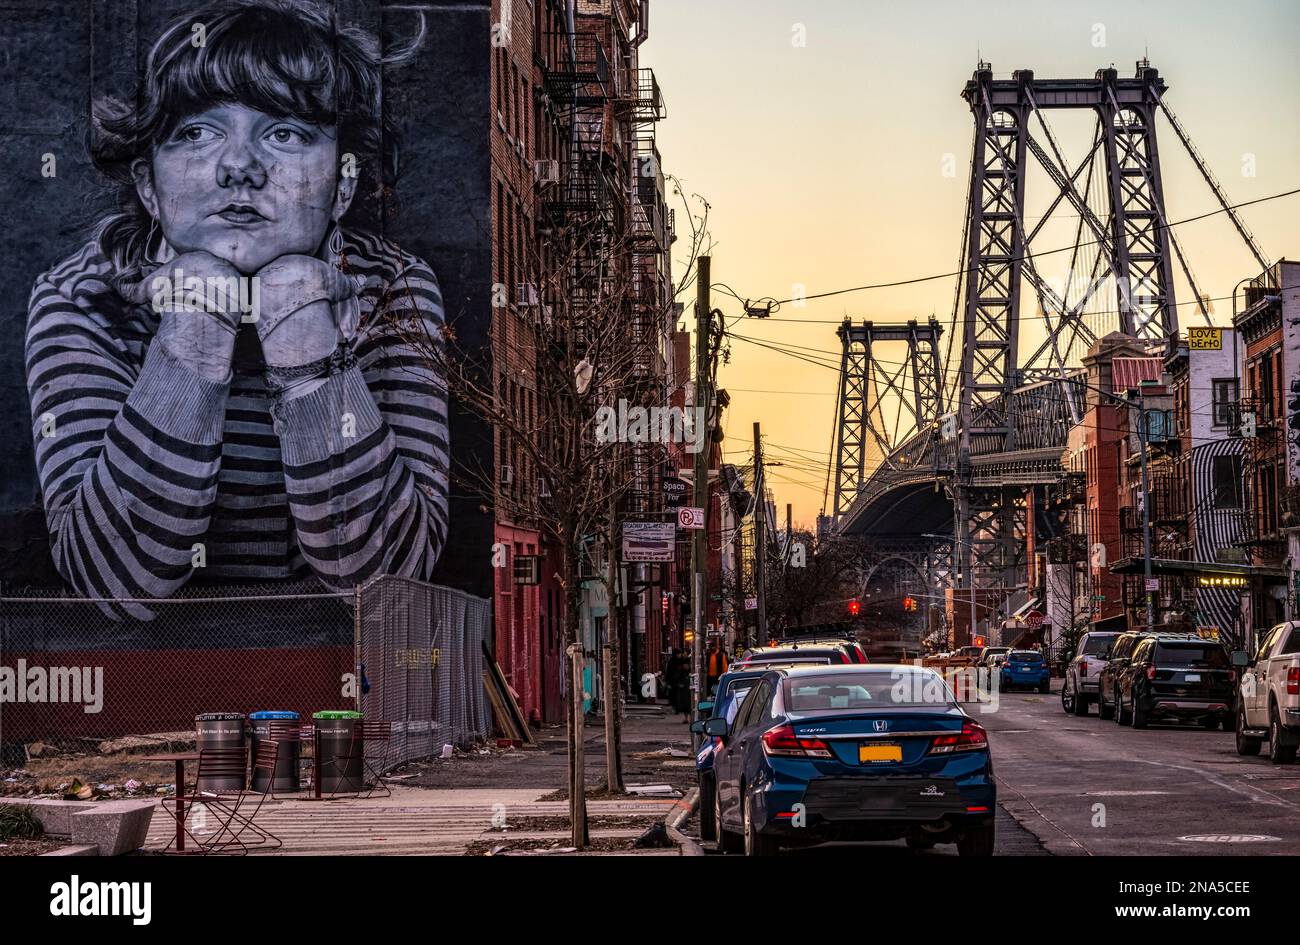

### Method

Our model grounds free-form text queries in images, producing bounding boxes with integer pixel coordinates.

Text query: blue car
[706,664,996,856]
[1000,649,1051,693]
[693,667,780,842]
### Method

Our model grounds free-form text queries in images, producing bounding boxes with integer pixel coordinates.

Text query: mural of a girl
[25,0,449,617]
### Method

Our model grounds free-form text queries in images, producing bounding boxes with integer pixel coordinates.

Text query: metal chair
[315,720,393,799]
[162,744,283,855]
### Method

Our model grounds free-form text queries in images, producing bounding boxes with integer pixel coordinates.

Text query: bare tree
[391,179,710,846]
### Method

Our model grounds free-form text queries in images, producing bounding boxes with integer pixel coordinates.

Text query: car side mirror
[689,720,705,735]
[698,700,714,713]
[1230,650,1250,668]
[703,717,729,738]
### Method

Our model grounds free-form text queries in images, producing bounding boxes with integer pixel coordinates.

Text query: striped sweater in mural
[25,229,449,616]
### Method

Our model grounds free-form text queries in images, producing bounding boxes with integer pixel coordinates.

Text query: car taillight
[1288,667,1299,696]
[929,720,988,754]
[1146,665,1156,680]
[1079,660,1088,675]
[761,724,833,758]
[1227,669,1236,683]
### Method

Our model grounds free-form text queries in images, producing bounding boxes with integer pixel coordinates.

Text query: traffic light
[848,599,861,616]
[903,596,917,612]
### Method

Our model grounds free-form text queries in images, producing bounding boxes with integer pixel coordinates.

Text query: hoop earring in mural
[329,225,345,263]
[144,217,160,264]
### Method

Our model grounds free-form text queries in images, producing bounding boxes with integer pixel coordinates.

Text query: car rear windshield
[782,671,950,711]
[1154,644,1228,668]
[1080,634,1116,656]
[746,652,834,664]
[1009,651,1043,661]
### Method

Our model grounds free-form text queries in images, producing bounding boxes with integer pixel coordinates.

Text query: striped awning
[1111,357,1163,394]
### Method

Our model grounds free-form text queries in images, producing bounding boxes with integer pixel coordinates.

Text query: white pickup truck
[1235,621,1300,764]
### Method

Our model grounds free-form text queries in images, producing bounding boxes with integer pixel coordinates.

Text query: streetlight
[923,533,979,644]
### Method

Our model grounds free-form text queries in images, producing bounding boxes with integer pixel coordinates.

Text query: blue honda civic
[706,664,996,856]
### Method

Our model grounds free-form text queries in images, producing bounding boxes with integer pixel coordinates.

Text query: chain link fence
[1,577,490,773]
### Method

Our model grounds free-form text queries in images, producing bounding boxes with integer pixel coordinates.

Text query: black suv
[1116,635,1234,729]
[1097,631,1147,722]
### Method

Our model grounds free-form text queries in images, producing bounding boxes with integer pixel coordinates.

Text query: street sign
[744,597,757,611]
[662,476,689,508]
[1144,578,1160,592]
[678,506,705,530]
[622,522,675,562]
[1025,609,1044,630]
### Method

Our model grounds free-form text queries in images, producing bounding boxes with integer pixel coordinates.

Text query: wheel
[743,792,779,856]
[1116,689,1132,725]
[1097,688,1114,721]
[1131,696,1149,729]
[715,786,743,853]
[1268,705,1298,765]
[1222,714,1234,732]
[956,819,995,856]
[698,774,716,841]
[1060,679,1075,715]
[1235,706,1261,756]
[1041,678,1053,695]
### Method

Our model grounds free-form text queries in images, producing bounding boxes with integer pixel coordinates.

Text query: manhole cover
[1082,790,1170,797]
[1177,834,1281,843]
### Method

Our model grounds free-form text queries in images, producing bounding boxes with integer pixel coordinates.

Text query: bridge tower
[954,61,1183,594]
[831,318,944,523]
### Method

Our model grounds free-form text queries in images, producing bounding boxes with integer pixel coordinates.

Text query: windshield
[1155,644,1228,668]
[1080,634,1116,656]
[782,670,951,711]
[1009,650,1043,662]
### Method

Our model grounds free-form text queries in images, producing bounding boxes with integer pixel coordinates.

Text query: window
[1211,455,1242,509]
[1280,626,1300,656]
[1211,378,1237,427]
[1255,625,1284,662]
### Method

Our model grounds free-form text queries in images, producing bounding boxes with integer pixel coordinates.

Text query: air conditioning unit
[534,159,559,185]
[515,283,539,307]
[538,478,552,498]
[499,464,514,485]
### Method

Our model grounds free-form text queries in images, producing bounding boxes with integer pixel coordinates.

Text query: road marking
[1081,790,1170,797]
[1178,834,1281,843]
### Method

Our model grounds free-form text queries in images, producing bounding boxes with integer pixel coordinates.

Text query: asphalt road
[984,680,1300,855]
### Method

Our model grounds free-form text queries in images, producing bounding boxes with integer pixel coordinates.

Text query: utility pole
[753,422,770,644]
[689,256,711,739]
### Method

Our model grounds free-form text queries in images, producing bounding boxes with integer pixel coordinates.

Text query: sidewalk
[141,705,695,856]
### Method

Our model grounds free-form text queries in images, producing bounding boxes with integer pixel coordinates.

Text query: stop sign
[1026,610,1044,630]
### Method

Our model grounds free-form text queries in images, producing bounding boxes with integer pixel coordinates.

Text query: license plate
[1184,673,1201,682]
[859,743,903,763]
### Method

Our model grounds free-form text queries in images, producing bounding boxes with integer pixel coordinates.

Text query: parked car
[736,644,851,667]
[1116,635,1234,729]
[1235,621,1300,764]
[1000,649,1050,692]
[781,635,870,663]
[1097,631,1148,721]
[693,667,771,841]
[954,646,984,663]
[978,646,1011,669]
[706,664,996,856]
[1061,630,1121,716]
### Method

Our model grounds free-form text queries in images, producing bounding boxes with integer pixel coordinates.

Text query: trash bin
[312,711,364,793]
[195,712,247,793]
[249,711,301,793]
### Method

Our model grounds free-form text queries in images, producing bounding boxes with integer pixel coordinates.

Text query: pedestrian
[665,648,690,722]
[706,637,729,694]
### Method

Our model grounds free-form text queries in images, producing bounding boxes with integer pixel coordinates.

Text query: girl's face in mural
[134,103,354,274]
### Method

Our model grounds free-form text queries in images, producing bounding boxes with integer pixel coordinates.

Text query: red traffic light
[848,599,861,616]
[903,596,916,612]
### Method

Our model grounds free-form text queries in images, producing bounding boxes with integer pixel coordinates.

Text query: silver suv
[1061,631,1121,716]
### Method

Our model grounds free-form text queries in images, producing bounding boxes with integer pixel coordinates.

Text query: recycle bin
[249,711,301,793]
[195,712,247,793]
[312,710,364,793]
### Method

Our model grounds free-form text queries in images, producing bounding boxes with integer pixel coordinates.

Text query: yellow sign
[1197,574,1247,588]
[1189,327,1222,350]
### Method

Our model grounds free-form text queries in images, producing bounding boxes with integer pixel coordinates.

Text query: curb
[664,787,704,856]
[41,844,100,856]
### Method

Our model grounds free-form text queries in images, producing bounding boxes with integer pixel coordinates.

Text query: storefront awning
[1108,557,1285,579]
